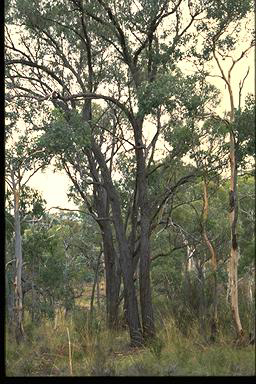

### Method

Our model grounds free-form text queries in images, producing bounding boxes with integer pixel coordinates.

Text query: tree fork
[91,141,143,346]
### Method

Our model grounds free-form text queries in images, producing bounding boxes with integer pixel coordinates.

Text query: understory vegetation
[6,288,255,377]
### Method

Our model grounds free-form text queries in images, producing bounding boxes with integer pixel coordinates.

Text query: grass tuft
[5,308,255,376]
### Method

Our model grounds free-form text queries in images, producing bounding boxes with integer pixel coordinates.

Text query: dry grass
[5,306,255,377]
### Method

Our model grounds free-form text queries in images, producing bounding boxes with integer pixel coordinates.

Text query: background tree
[5,102,49,341]
[201,3,254,341]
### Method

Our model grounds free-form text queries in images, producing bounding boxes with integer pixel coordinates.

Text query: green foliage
[18,211,101,321]
[206,0,253,24]
[193,0,254,63]
[234,94,255,166]
[19,186,46,219]
[39,108,91,155]
[5,211,14,244]
[137,73,176,115]
[137,69,219,119]
[151,173,254,340]
[237,175,255,274]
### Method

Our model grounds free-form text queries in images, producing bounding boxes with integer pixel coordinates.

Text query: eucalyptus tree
[5,185,46,331]
[211,32,254,342]
[36,103,123,330]
[5,0,252,345]
[6,1,123,331]
[191,0,255,342]
[5,56,52,339]
[187,116,231,340]
[5,116,48,342]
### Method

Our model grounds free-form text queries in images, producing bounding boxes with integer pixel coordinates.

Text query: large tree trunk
[12,171,24,343]
[91,141,143,346]
[90,250,102,319]
[134,119,155,340]
[101,223,121,329]
[138,198,155,339]
[87,151,122,330]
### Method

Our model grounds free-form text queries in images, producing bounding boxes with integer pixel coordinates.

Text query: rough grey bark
[101,222,121,329]
[91,140,143,346]
[87,149,122,329]
[80,9,122,330]
[135,133,155,339]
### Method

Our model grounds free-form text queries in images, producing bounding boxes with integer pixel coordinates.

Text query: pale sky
[27,165,78,210]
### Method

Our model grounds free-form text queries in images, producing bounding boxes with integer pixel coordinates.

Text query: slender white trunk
[213,44,246,341]
[12,170,24,342]
[228,89,244,340]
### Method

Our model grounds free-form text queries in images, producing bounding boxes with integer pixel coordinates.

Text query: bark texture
[101,221,121,329]
[12,170,24,343]
[229,129,244,340]
[88,149,122,329]
[213,36,245,340]
[91,141,143,346]
[136,151,155,339]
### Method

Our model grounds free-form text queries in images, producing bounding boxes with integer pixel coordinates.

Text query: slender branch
[133,0,183,64]
[146,107,162,167]
[238,67,250,111]
[5,259,16,270]
[228,42,254,83]
[22,164,48,187]
[151,244,186,261]
[5,59,71,93]
[151,173,195,224]
[59,92,134,122]
[39,29,86,92]
[47,206,112,222]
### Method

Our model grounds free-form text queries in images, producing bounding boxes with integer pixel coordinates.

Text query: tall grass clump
[5,300,255,376]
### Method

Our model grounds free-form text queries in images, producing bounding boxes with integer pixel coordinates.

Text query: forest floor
[6,283,255,376]
[5,306,255,377]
